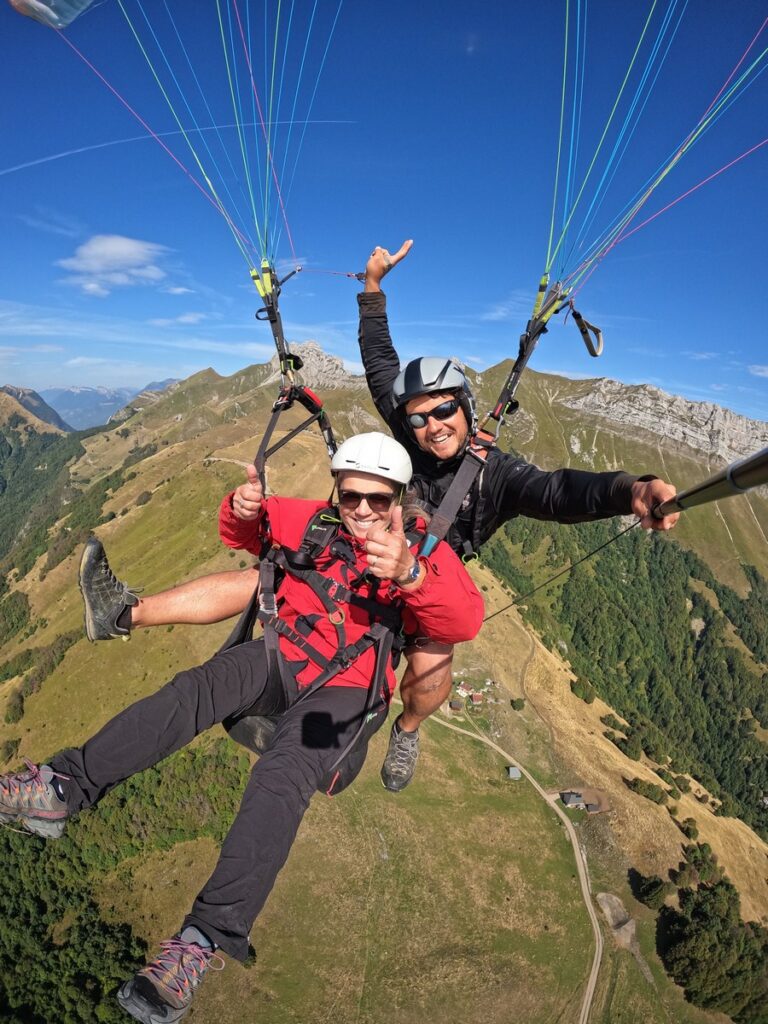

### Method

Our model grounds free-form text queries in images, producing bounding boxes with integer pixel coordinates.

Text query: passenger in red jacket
[0,432,483,1024]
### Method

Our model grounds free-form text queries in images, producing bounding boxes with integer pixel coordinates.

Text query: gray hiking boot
[117,929,224,1023]
[79,535,139,641]
[380,719,420,792]
[0,760,70,839]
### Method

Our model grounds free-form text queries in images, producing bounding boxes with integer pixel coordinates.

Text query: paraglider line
[483,519,640,623]
[232,0,297,260]
[55,29,256,263]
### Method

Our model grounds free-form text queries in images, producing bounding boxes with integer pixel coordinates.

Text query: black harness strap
[251,259,337,491]
[419,279,604,557]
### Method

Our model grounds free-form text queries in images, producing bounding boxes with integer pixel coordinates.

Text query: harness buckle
[328,609,345,625]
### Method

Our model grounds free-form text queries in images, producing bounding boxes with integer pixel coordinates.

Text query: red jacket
[219,494,484,697]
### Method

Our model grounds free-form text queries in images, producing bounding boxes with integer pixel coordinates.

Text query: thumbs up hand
[365,505,419,584]
[232,464,263,520]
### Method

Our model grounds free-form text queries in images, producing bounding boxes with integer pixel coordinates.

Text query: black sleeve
[357,290,401,431]
[486,451,638,523]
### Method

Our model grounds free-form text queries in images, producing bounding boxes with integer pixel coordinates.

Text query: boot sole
[117,980,189,1023]
[0,811,66,839]
[78,541,101,643]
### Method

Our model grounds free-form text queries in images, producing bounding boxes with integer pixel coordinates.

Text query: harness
[418,282,603,557]
[251,259,337,491]
[222,509,420,787]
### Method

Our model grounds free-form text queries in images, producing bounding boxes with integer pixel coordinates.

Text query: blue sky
[1,0,767,422]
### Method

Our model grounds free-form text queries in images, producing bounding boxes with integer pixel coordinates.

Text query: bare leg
[397,642,454,732]
[132,569,259,627]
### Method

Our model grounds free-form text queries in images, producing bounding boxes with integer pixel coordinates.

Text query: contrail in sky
[0,120,353,177]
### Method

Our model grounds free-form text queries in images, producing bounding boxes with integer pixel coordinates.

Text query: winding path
[396,667,604,1022]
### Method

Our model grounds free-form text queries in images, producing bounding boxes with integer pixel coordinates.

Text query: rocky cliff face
[561,379,768,465]
[264,341,368,391]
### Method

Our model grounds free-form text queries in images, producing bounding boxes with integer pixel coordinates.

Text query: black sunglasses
[406,397,460,429]
[338,489,398,513]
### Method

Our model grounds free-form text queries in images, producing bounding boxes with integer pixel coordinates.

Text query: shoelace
[142,939,225,999]
[94,556,141,601]
[389,734,419,776]
[0,759,69,799]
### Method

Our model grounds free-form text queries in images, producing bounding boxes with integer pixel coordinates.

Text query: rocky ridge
[0,385,71,432]
[561,379,768,465]
[263,341,368,391]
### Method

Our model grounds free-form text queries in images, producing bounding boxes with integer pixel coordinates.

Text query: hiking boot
[0,760,70,839]
[79,535,139,641]
[380,719,420,792]
[117,930,224,1023]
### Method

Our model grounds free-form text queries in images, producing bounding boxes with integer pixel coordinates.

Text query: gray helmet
[392,357,477,432]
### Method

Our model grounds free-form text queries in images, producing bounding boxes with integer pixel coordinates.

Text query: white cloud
[748,365,768,378]
[57,235,169,296]
[164,286,194,295]
[682,350,717,361]
[148,312,209,327]
[65,356,110,367]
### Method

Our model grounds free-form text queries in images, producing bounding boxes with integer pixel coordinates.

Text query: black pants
[51,640,387,961]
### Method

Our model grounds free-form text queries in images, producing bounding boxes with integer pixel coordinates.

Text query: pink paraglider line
[569,135,768,298]
[56,28,257,260]
[231,0,297,262]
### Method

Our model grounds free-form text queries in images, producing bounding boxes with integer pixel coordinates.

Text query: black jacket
[357,290,638,557]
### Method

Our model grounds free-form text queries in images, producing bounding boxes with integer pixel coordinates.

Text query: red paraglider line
[231,0,298,262]
[571,135,768,297]
[56,29,257,261]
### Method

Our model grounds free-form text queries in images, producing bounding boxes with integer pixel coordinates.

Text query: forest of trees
[483,516,768,836]
[0,741,251,1021]
[635,844,767,1023]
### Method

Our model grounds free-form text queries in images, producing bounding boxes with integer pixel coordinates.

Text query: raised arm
[356,240,413,429]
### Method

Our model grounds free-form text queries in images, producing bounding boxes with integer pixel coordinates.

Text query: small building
[505,765,522,780]
[585,802,600,813]
[449,699,464,712]
[470,692,484,706]
[560,791,586,809]
[456,685,470,698]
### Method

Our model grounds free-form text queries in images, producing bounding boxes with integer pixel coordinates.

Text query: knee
[402,644,454,694]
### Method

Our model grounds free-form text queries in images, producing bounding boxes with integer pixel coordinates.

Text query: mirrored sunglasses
[406,397,460,429]
[338,489,397,513]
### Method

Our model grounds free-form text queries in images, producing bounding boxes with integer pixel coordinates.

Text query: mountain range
[9,380,180,430]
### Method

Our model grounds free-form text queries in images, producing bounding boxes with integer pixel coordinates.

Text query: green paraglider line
[543,0,571,273]
[55,28,257,267]
[231,0,298,261]
[215,0,266,255]
[569,135,768,298]
[545,0,659,275]
[562,16,768,286]
[114,0,258,265]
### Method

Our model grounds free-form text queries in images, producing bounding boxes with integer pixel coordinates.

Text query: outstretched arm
[487,454,679,531]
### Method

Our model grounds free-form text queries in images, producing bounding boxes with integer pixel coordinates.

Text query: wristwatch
[397,558,421,587]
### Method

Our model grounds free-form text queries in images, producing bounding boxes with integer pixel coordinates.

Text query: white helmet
[330,432,412,485]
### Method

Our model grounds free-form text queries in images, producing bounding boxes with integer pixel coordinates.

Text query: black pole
[654,445,768,517]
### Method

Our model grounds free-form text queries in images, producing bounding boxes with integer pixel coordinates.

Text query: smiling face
[404,390,470,461]
[335,471,398,541]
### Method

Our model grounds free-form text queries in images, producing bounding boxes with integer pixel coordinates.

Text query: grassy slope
[2,361,766,1022]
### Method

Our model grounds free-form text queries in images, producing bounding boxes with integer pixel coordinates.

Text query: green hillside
[1,354,766,1022]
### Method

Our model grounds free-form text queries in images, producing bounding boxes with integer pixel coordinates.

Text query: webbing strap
[254,385,337,492]
[418,432,495,557]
